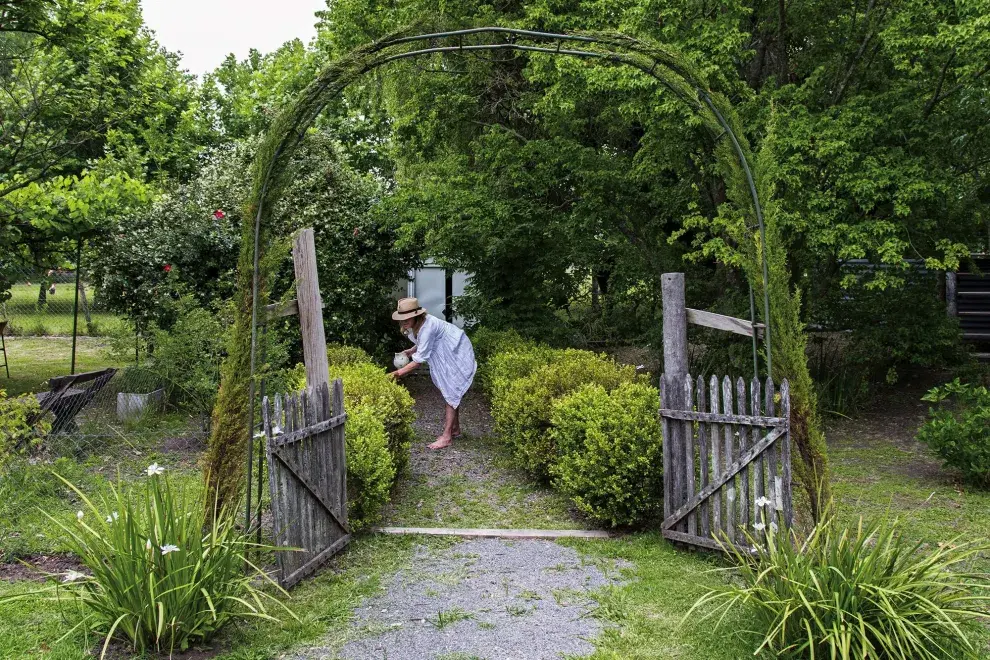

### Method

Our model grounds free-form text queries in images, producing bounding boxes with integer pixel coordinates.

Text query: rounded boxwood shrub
[917,378,990,488]
[470,327,535,390]
[550,382,663,527]
[491,349,639,479]
[345,406,396,531]
[486,344,558,400]
[326,343,373,367]
[329,362,415,479]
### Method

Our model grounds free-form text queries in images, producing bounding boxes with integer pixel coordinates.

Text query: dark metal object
[71,240,82,374]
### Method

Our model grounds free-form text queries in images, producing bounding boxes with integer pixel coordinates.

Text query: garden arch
[203,24,829,530]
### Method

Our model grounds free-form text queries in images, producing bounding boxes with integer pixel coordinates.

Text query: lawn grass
[1,336,132,396]
[2,282,125,338]
[0,530,436,659]
[2,283,126,337]
[564,534,756,660]
[830,440,990,550]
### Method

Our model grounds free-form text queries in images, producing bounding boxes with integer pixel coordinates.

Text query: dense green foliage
[147,296,227,414]
[918,379,990,488]
[0,390,50,470]
[326,343,375,367]
[344,406,396,531]
[690,516,990,659]
[550,382,663,526]
[13,469,290,655]
[0,0,209,301]
[482,335,660,526]
[328,362,416,479]
[491,348,640,479]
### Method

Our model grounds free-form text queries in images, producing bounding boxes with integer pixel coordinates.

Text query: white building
[397,260,471,327]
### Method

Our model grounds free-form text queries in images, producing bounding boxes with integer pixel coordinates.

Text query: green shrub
[486,343,558,400]
[689,516,990,659]
[469,327,535,391]
[0,389,50,470]
[491,349,639,479]
[149,296,226,414]
[326,343,373,367]
[330,362,415,478]
[345,406,395,531]
[290,360,415,479]
[7,467,291,655]
[550,382,663,527]
[918,379,990,487]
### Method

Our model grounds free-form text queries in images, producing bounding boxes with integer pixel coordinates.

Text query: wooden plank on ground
[374,527,612,539]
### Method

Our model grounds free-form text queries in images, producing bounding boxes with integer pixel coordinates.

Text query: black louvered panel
[957,255,990,340]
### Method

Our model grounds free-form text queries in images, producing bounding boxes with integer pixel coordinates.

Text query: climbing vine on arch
[203,23,829,525]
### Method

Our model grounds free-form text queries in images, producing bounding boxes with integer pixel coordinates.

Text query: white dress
[409,314,477,408]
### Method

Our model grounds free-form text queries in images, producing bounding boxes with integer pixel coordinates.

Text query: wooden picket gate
[660,374,792,552]
[261,379,349,588]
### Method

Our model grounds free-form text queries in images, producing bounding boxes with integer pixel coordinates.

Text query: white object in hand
[393,352,410,369]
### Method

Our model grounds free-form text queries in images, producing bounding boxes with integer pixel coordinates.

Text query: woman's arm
[389,360,420,379]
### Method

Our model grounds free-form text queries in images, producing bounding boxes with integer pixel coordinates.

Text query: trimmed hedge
[344,406,396,530]
[326,343,374,367]
[550,382,664,526]
[476,327,663,527]
[327,362,415,479]
[491,347,640,480]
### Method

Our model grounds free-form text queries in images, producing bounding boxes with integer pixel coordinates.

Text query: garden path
[289,374,625,660]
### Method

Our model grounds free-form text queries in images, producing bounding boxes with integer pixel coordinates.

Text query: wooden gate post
[662,273,689,531]
[292,228,329,391]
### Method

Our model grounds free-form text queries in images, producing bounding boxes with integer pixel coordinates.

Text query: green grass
[1,336,132,397]
[2,283,125,337]
[829,440,990,555]
[562,534,755,659]
[0,457,203,562]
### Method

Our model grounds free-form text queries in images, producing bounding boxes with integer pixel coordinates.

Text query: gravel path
[288,375,619,660]
[295,538,622,660]
[402,374,501,485]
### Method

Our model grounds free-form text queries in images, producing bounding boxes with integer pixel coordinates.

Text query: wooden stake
[292,229,329,392]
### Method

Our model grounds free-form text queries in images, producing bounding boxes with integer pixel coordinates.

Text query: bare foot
[428,435,453,450]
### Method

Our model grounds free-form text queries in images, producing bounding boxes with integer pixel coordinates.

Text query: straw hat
[392,297,427,321]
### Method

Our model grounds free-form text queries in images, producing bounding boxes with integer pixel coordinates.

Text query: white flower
[770,522,779,533]
[76,510,84,521]
[253,431,265,440]
[62,570,86,583]
[146,463,164,476]
[753,522,766,531]
[750,545,759,553]
[734,431,740,437]
[635,364,646,370]
[105,511,119,524]
[146,538,153,551]
[754,496,772,508]
[160,544,180,555]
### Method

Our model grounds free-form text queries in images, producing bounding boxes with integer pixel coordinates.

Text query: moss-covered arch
[204,25,830,526]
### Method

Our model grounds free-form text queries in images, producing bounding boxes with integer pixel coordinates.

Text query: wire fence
[2,261,209,470]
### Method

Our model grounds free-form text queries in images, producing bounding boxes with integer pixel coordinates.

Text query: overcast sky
[140,0,326,76]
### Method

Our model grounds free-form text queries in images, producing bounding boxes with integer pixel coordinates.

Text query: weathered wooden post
[662,273,688,533]
[292,228,330,391]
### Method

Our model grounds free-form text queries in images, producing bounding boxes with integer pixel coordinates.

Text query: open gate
[261,379,349,588]
[660,374,792,552]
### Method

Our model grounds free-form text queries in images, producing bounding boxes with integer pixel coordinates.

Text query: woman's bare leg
[429,404,456,449]
[452,407,461,438]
